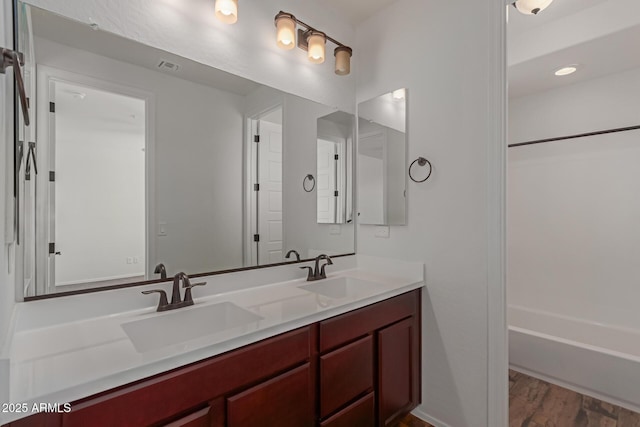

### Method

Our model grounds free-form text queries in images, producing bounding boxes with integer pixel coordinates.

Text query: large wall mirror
[14,2,355,297]
[357,89,407,225]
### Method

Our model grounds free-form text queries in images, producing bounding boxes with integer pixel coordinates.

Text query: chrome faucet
[142,272,206,312]
[285,249,301,262]
[300,254,333,281]
[154,263,167,280]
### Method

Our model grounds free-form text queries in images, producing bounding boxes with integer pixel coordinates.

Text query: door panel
[257,119,283,264]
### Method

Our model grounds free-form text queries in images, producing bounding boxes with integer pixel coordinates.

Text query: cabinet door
[377,317,419,426]
[320,392,375,427]
[226,363,313,427]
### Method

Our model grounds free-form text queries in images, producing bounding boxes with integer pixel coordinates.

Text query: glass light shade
[514,0,554,15]
[307,31,326,64]
[215,0,238,24]
[276,14,296,50]
[334,46,352,76]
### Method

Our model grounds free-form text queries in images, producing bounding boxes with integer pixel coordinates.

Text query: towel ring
[409,157,432,183]
[303,174,316,192]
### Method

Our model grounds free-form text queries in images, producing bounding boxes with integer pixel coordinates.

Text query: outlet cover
[375,226,390,238]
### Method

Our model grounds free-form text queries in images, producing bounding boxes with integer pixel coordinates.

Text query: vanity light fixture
[274,11,353,76]
[215,0,238,24]
[511,0,554,15]
[554,65,578,76]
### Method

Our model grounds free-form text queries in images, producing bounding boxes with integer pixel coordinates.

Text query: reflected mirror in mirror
[357,88,407,225]
[317,111,354,224]
[16,3,354,297]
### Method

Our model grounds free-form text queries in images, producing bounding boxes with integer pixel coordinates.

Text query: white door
[36,74,146,292]
[317,139,337,223]
[257,120,283,264]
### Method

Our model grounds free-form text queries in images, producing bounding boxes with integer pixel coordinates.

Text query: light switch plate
[375,226,390,238]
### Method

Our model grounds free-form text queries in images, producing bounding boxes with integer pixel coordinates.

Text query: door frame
[35,65,155,293]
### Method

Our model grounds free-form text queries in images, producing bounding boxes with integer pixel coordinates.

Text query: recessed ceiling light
[554,66,578,76]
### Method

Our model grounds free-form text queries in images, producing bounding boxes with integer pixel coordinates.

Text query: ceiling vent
[157,60,181,72]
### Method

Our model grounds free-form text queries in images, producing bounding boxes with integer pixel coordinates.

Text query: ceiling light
[273,11,353,76]
[392,89,405,100]
[513,0,554,15]
[554,65,577,76]
[215,0,238,24]
[275,12,296,50]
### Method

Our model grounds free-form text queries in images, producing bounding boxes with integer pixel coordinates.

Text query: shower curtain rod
[509,125,640,148]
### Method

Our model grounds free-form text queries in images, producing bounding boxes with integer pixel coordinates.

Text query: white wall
[35,38,245,276]
[356,0,504,425]
[510,67,640,143]
[23,0,355,113]
[508,67,640,331]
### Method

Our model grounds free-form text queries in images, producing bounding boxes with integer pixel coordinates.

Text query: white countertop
[1,255,423,424]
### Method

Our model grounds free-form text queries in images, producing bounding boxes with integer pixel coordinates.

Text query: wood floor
[509,370,640,427]
[396,370,640,427]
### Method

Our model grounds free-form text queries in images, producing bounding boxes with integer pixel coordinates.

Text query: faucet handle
[142,289,169,312]
[299,266,314,281]
[183,282,207,305]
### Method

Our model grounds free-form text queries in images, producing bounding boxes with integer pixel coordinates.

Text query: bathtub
[509,305,640,413]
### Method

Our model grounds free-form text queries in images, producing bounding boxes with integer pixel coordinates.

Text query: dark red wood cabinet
[5,289,421,427]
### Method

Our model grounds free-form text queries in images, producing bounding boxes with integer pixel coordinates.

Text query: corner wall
[355,0,506,425]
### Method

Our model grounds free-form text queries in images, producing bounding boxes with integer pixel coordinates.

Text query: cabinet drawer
[163,406,210,427]
[320,392,375,427]
[63,327,310,427]
[320,335,373,418]
[226,363,313,427]
[319,290,419,352]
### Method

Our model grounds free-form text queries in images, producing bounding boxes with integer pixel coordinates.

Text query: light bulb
[307,31,326,64]
[215,0,238,24]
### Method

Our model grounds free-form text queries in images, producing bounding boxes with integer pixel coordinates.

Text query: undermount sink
[122,302,263,353]
[298,277,385,299]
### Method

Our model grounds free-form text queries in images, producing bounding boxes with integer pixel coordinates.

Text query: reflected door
[257,119,283,264]
[37,74,147,292]
[317,139,337,223]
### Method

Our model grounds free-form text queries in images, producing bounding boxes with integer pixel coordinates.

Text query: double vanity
[1,255,424,426]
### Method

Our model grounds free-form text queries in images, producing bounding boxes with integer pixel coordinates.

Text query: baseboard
[411,408,452,427]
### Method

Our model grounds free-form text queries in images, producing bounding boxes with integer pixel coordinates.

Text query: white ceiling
[508,0,640,98]
[323,0,398,26]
